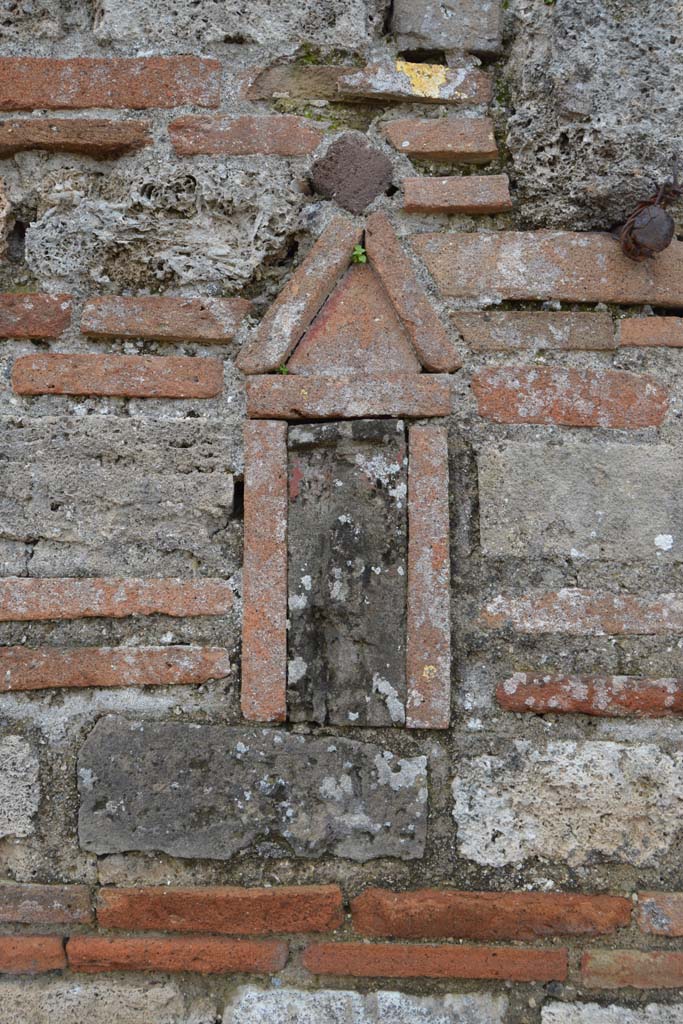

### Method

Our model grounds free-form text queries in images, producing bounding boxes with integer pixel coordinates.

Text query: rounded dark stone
[310,132,394,214]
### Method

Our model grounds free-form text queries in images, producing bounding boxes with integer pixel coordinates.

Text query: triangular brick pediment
[236,213,460,375]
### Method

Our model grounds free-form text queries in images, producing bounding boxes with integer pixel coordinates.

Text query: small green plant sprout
[277,363,289,374]
[351,244,367,264]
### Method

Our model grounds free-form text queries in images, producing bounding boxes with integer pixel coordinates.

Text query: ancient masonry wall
[0,1,682,1021]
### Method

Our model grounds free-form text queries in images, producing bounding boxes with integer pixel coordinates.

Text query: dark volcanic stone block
[288,420,408,727]
[310,133,393,214]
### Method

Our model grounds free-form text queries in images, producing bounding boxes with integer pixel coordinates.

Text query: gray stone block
[0,734,39,839]
[543,1004,683,1024]
[392,0,502,56]
[79,717,428,861]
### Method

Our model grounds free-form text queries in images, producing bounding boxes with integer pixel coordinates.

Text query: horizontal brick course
[482,589,683,635]
[0,57,220,110]
[471,367,667,428]
[0,119,151,158]
[351,889,631,940]
[0,647,231,692]
[246,375,453,420]
[244,65,347,102]
[581,950,683,989]
[0,885,91,925]
[0,936,66,974]
[620,317,683,347]
[97,885,343,934]
[383,117,497,163]
[81,295,251,343]
[413,230,683,307]
[403,175,512,215]
[0,294,71,339]
[637,893,683,936]
[0,577,232,622]
[303,942,568,982]
[169,115,323,156]
[12,354,223,398]
[497,673,683,717]
[453,311,616,352]
[338,62,493,106]
[66,936,287,975]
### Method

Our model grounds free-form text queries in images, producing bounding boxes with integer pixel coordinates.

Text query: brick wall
[0,1,682,1022]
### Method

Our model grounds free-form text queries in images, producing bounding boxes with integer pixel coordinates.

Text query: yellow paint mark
[395,59,448,99]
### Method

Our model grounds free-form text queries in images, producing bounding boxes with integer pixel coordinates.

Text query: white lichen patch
[371,674,405,724]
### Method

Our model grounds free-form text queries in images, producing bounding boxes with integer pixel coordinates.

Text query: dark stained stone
[78,716,428,862]
[310,133,394,214]
[287,420,408,727]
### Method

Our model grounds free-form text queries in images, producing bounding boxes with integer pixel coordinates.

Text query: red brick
[413,230,683,307]
[0,936,66,974]
[620,316,683,347]
[12,354,223,398]
[471,367,667,428]
[0,577,232,622]
[581,950,683,989]
[481,589,683,636]
[637,893,683,936]
[0,293,71,339]
[66,936,287,975]
[81,295,251,343]
[170,115,323,157]
[246,375,453,420]
[244,65,347,102]
[351,889,631,940]
[0,646,231,692]
[383,117,498,163]
[406,424,451,729]
[241,421,288,722]
[403,175,512,215]
[98,884,343,935]
[338,62,493,106]
[0,119,151,159]
[237,216,361,374]
[303,942,567,982]
[497,672,683,717]
[365,212,460,372]
[453,311,616,352]
[0,884,92,925]
[0,57,220,111]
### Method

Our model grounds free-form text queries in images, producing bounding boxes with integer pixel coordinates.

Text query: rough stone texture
[365,213,460,372]
[0,294,71,339]
[406,424,451,729]
[403,175,512,215]
[0,936,66,974]
[0,735,40,839]
[452,740,683,867]
[242,420,288,722]
[170,116,323,158]
[223,987,508,1023]
[621,317,683,348]
[66,935,288,975]
[78,717,428,861]
[505,0,683,229]
[288,420,408,727]
[12,354,224,399]
[81,296,251,343]
[383,117,498,164]
[310,134,393,215]
[637,893,683,937]
[392,0,502,56]
[453,311,616,352]
[247,375,453,420]
[472,367,667,429]
[286,265,422,376]
[339,63,492,106]
[0,119,151,159]
[482,589,683,636]
[497,674,683,718]
[581,950,683,990]
[478,443,683,561]
[0,885,91,925]
[94,0,387,48]
[0,58,220,110]
[0,647,231,692]
[0,977,216,1024]
[414,231,683,307]
[543,1005,683,1024]
[303,942,568,981]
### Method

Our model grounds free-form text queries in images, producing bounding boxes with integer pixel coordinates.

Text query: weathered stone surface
[0,735,40,839]
[169,115,323,158]
[338,62,492,106]
[78,717,428,861]
[287,265,421,376]
[245,66,348,102]
[0,976,217,1024]
[247,375,453,420]
[638,893,683,937]
[453,311,616,352]
[543,1005,683,1024]
[452,740,683,867]
[482,589,683,636]
[223,987,508,1024]
[12,354,223,399]
[383,117,497,164]
[392,0,502,56]
[80,296,251,343]
[0,119,151,159]
[0,884,92,925]
[310,134,393,214]
[403,175,512,215]
[497,674,683,718]
[288,420,408,727]
[478,443,683,561]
